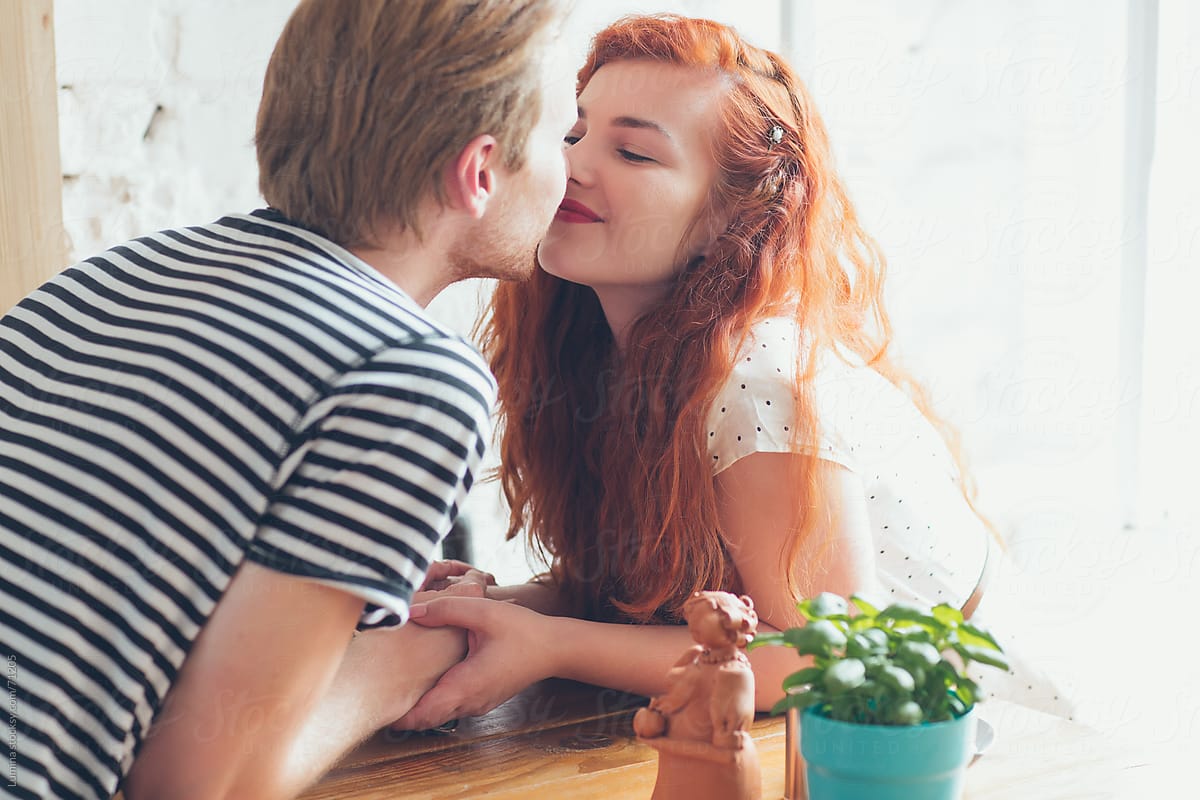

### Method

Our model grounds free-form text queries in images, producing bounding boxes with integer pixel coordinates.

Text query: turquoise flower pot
[800,706,977,800]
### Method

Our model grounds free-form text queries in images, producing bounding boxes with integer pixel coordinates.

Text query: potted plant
[748,592,1008,800]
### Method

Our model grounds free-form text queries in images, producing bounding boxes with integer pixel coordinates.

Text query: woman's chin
[534,239,572,281]
[534,244,559,278]
[536,233,608,285]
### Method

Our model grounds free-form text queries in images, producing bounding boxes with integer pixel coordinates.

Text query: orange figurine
[633,591,762,800]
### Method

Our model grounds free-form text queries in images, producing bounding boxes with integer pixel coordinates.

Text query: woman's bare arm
[714,451,880,707]
[419,557,572,616]
[396,452,877,726]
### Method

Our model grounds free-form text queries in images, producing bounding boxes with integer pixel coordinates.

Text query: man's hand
[389,596,558,730]
[346,621,469,727]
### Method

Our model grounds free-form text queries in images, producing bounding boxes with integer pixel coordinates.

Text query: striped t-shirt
[0,208,496,800]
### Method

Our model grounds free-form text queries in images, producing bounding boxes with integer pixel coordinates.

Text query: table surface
[300,679,1156,800]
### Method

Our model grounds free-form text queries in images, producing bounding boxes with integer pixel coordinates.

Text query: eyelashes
[618,150,653,164]
[563,134,656,165]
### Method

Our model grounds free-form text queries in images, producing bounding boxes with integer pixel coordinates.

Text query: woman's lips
[555,198,603,223]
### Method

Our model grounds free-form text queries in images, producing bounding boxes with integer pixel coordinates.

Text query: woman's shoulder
[705,317,940,474]
[710,318,804,415]
[723,318,801,390]
[705,318,856,473]
[715,317,872,402]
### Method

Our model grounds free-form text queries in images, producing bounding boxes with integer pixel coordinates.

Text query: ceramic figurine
[633,591,762,800]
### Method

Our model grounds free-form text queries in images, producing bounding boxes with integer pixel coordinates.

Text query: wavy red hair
[481,14,988,623]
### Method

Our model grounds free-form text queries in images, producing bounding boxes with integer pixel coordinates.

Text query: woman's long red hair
[481,15,987,623]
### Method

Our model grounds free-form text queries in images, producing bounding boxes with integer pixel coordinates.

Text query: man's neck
[348,215,457,308]
[348,244,447,308]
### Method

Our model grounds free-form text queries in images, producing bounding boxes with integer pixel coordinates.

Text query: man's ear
[444,134,498,219]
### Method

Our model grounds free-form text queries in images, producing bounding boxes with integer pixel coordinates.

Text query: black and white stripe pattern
[0,209,495,799]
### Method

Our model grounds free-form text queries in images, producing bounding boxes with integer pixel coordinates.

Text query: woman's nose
[565,142,593,186]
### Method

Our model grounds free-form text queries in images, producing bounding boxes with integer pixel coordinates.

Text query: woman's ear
[443,134,498,219]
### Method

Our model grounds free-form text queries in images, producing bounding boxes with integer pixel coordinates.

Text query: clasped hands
[390,560,556,731]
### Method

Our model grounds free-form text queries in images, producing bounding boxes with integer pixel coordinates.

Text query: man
[0,1,576,797]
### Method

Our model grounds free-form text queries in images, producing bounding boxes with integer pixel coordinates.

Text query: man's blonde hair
[256,0,562,248]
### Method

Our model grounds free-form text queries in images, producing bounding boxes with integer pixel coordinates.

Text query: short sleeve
[705,321,857,475]
[247,336,496,629]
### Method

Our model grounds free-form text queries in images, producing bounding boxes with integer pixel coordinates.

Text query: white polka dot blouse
[705,317,989,609]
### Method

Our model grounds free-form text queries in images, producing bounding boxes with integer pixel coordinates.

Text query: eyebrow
[577,106,672,139]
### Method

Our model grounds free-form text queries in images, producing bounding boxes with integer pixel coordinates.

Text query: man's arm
[122,560,465,800]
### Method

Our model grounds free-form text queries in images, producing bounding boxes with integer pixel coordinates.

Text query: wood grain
[0,0,66,312]
[964,702,1145,800]
[302,682,785,800]
[303,680,1150,800]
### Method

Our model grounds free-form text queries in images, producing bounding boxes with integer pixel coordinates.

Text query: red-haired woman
[398,14,1067,728]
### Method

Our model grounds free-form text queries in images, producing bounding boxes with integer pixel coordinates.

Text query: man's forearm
[280,625,467,795]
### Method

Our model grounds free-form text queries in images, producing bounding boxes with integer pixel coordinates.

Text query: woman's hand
[419,559,496,593]
[388,596,559,730]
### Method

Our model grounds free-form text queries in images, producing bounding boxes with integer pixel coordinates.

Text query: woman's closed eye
[618,148,655,164]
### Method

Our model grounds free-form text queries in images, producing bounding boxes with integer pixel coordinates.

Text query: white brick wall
[55,1,291,264]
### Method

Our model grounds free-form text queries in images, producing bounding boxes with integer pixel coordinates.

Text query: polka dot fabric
[704,317,1076,718]
[705,317,987,609]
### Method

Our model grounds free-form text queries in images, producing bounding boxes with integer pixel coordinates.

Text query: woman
[398,14,1061,729]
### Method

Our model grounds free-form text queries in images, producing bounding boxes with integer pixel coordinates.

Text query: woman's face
[537,60,726,312]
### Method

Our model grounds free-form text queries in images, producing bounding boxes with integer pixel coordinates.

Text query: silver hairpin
[768,124,784,148]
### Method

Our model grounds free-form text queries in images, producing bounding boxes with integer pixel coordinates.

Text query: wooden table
[301,679,1156,799]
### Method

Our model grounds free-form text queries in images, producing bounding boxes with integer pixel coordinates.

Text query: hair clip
[767,124,784,148]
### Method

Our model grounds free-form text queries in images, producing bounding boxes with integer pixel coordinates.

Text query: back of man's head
[255,0,563,249]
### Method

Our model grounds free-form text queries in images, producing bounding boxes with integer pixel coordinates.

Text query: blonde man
[0,1,575,798]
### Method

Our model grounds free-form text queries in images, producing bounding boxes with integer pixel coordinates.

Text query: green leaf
[934,659,962,685]
[955,643,1010,671]
[959,623,1003,651]
[849,595,880,617]
[846,630,889,658]
[823,659,866,694]
[877,602,939,626]
[771,690,824,716]
[784,620,847,655]
[847,615,878,633]
[890,625,935,644]
[860,654,889,673]
[896,640,941,669]
[889,700,923,725]
[781,667,824,691]
[931,604,964,626]
[861,628,890,651]
[804,592,849,620]
[746,631,785,651]
[907,664,927,690]
[875,665,915,693]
